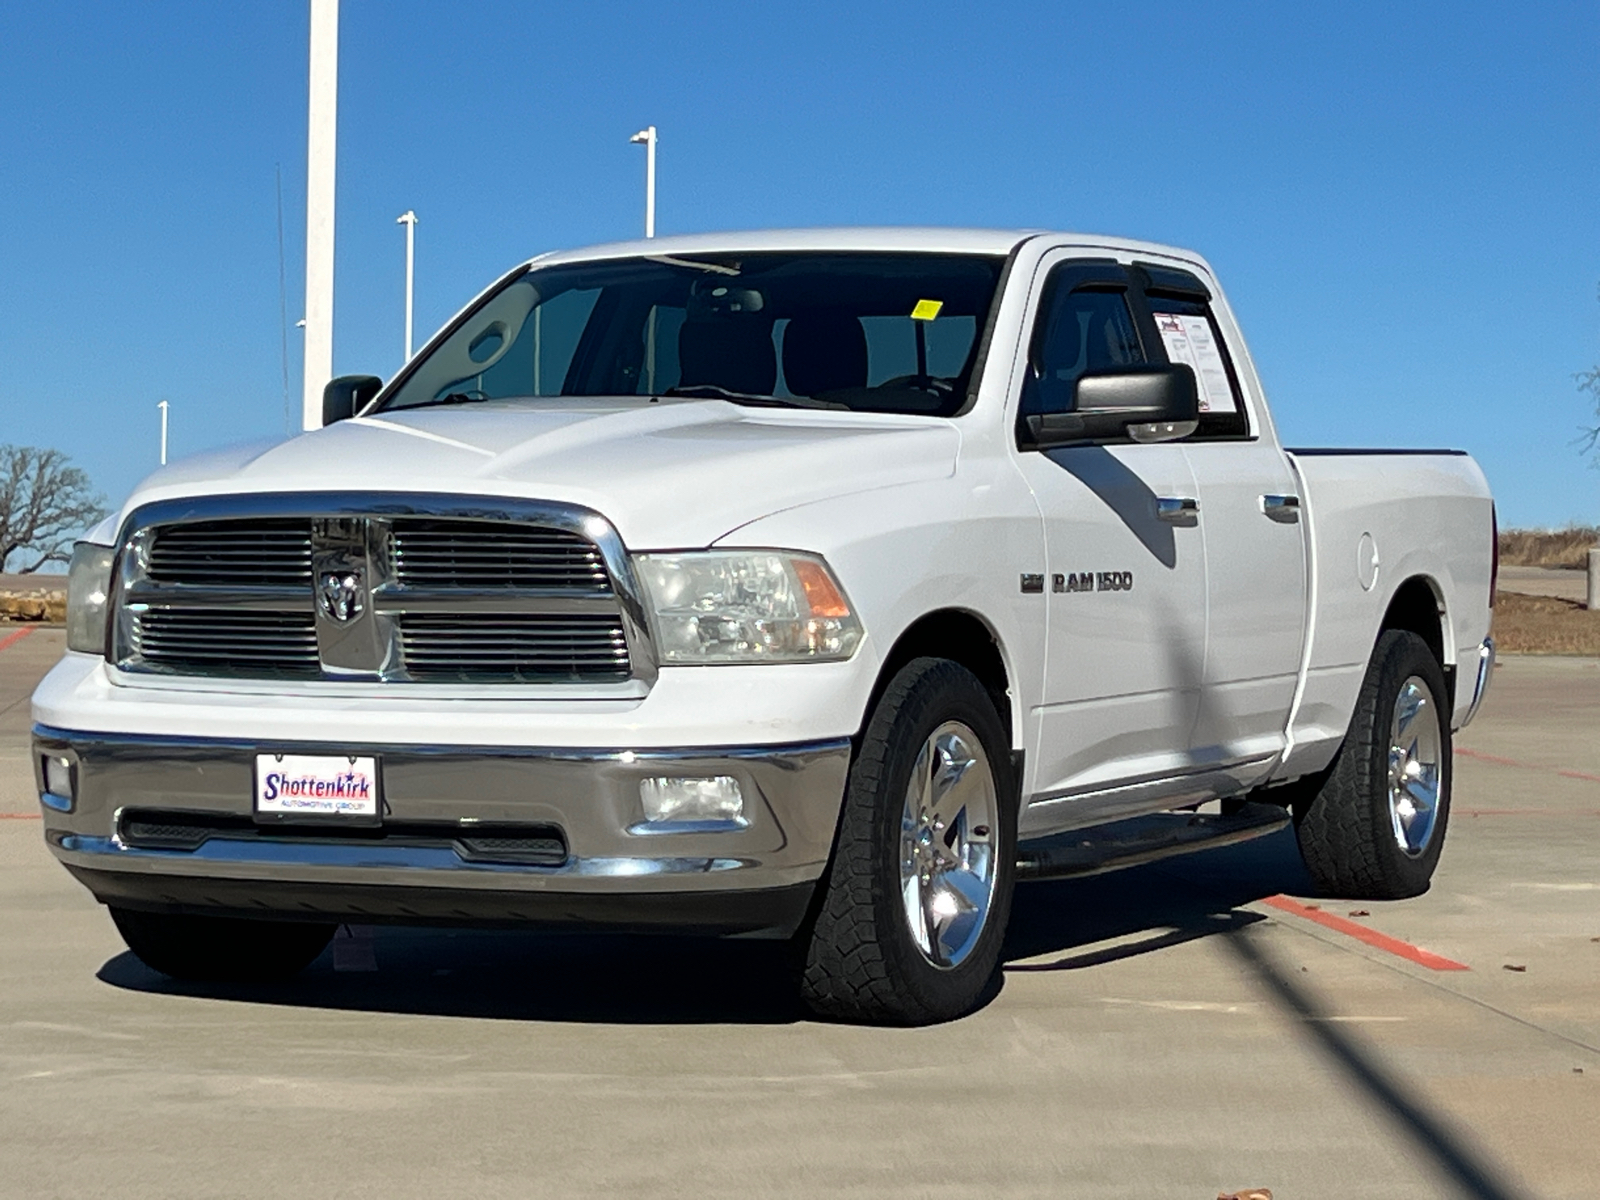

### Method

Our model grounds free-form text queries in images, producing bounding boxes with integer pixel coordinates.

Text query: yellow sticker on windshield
[910,299,943,321]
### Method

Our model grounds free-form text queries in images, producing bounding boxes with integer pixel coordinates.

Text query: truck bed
[1277,446,1494,781]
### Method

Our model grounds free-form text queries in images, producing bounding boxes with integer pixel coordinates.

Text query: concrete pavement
[0,633,1594,1198]
[0,627,57,815]
[1497,565,1588,604]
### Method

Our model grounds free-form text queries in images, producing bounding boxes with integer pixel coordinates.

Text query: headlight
[634,550,863,664]
[66,542,115,655]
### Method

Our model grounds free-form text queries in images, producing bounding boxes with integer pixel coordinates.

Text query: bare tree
[1582,366,1600,458]
[0,445,108,574]
[1580,283,1600,458]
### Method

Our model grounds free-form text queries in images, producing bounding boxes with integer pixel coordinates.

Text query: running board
[1016,801,1291,882]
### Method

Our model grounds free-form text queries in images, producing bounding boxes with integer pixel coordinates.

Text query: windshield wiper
[386,391,489,412]
[661,384,843,409]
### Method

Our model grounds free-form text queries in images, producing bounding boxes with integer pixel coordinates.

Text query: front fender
[713,471,1045,745]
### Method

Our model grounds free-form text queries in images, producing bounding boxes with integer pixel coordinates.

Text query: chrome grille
[398,613,631,682]
[392,519,609,591]
[133,609,320,677]
[147,519,313,586]
[112,497,649,686]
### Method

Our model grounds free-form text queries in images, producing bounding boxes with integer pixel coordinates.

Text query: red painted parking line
[1260,894,1470,971]
[0,813,41,820]
[1456,747,1520,767]
[1457,745,1600,784]
[1459,808,1600,817]
[0,626,35,653]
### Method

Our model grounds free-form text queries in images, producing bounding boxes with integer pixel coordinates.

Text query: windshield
[376,251,1006,417]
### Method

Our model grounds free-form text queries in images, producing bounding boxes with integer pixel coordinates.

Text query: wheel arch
[1380,574,1454,703]
[863,608,1018,749]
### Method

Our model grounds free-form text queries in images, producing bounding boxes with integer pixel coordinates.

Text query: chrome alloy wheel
[899,721,999,968]
[1387,675,1443,858]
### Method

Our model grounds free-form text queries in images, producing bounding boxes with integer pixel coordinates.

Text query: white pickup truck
[33,228,1496,1024]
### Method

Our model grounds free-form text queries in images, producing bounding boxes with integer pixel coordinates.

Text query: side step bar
[1016,801,1291,882]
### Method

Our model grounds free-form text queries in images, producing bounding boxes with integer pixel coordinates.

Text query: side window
[636,305,687,394]
[855,315,980,387]
[1022,280,1144,418]
[531,287,602,394]
[463,284,600,400]
[1132,265,1249,440]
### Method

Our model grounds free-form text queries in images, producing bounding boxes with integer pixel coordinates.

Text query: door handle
[1155,496,1199,523]
[1261,494,1301,523]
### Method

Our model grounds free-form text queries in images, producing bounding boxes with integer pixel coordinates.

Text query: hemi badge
[1020,573,1044,594]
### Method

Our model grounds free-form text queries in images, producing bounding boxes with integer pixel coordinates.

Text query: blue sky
[2,1,1597,533]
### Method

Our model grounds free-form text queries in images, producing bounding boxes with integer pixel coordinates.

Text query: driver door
[1010,257,1211,835]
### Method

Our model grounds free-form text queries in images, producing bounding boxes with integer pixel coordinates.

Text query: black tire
[1292,629,1453,899]
[110,908,336,982]
[800,657,1017,1025]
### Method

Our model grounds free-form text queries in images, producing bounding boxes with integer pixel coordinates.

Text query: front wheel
[800,658,1017,1025]
[1293,629,1452,899]
[110,908,336,982]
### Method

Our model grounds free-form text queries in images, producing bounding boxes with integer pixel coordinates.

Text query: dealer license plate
[254,754,380,821]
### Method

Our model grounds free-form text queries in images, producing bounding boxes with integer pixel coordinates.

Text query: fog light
[636,776,746,830]
[42,755,74,811]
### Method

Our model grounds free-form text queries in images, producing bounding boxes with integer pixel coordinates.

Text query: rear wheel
[800,658,1017,1025]
[110,908,336,982]
[1292,629,1452,899]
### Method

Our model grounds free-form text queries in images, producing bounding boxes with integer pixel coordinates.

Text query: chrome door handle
[1155,496,1199,523]
[1261,494,1301,523]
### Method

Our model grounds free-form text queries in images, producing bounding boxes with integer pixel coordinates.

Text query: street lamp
[629,125,657,238]
[396,210,418,362]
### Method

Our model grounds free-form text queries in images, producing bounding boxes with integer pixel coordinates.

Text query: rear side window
[1133,265,1249,440]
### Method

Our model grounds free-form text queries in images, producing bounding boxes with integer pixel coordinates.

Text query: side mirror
[1024,364,1199,448]
[322,375,383,426]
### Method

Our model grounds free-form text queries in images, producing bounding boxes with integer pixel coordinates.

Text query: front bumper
[33,726,850,938]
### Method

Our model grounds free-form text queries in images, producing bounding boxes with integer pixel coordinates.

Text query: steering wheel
[880,374,954,397]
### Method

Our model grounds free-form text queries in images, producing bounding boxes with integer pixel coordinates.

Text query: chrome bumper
[32,725,850,936]
[1458,636,1496,729]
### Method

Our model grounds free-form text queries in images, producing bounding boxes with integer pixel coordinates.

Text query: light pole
[629,125,657,238]
[396,210,418,362]
[157,400,169,466]
[301,0,340,431]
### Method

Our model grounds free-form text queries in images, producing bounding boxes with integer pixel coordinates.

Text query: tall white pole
[630,125,657,238]
[397,210,417,362]
[157,400,169,466]
[646,128,656,239]
[302,0,339,431]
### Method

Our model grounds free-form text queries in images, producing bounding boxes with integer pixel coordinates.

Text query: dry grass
[0,578,66,624]
[0,594,65,623]
[1498,527,1598,569]
[1491,591,1600,655]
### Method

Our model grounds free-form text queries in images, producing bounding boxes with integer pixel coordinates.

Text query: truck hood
[119,399,960,548]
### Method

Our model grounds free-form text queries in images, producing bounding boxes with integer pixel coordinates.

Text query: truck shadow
[95,827,1317,1026]
[93,828,1523,1197]
[1005,822,1316,969]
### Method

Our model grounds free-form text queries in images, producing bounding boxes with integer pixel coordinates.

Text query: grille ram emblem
[317,569,366,623]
